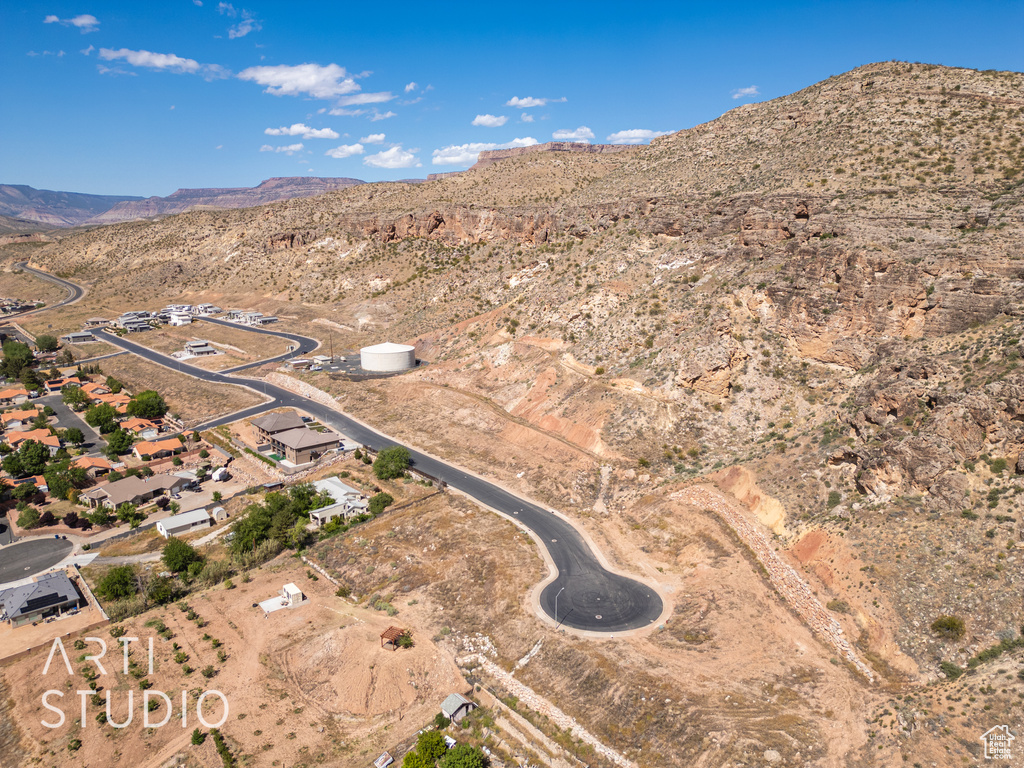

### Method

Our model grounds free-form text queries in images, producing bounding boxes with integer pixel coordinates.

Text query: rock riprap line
[674,486,875,682]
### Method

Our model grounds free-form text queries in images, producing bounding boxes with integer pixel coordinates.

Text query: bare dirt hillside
[4,60,1024,767]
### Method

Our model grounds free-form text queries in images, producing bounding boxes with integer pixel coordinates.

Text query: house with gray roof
[0,572,83,627]
[252,411,306,443]
[440,692,476,723]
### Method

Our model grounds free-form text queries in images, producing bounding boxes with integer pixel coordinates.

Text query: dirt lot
[0,555,469,768]
[95,354,266,426]
[122,322,290,371]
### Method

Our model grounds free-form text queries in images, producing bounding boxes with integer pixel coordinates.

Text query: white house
[308,477,366,527]
[156,509,212,539]
[280,583,304,606]
[168,312,192,326]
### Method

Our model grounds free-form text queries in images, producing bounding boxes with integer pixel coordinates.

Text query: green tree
[85,403,118,431]
[20,367,41,392]
[402,752,433,768]
[35,335,59,352]
[369,492,394,516]
[96,565,137,601]
[439,744,487,768]
[115,503,145,528]
[16,507,40,528]
[62,387,90,409]
[63,427,86,446]
[127,390,168,419]
[190,728,206,746]
[87,508,113,527]
[19,440,51,475]
[2,340,34,378]
[372,446,411,480]
[416,730,447,761]
[147,576,176,605]
[212,491,222,502]
[163,537,202,573]
[2,452,25,478]
[106,429,134,457]
[105,376,123,394]
[43,461,88,501]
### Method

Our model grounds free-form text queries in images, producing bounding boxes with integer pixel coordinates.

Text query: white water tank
[359,342,416,372]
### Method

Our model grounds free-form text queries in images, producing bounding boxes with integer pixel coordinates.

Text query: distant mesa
[0,177,367,229]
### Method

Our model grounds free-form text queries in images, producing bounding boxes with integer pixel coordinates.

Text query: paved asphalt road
[195,317,319,372]
[6,262,84,318]
[0,539,73,584]
[95,328,664,632]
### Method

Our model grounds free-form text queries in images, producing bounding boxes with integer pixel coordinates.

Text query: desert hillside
[5,60,1024,767]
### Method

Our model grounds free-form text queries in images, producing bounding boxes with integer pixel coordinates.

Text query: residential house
[133,436,185,460]
[251,411,306,443]
[120,417,160,440]
[194,304,222,315]
[83,318,110,329]
[72,455,115,478]
[168,312,192,326]
[44,376,81,394]
[7,429,61,456]
[80,381,111,398]
[0,572,83,627]
[82,474,188,509]
[61,331,95,344]
[308,477,367,527]
[0,387,30,405]
[242,311,264,326]
[1,409,42,432]
[155,509,211,540]
[266,427,340,466]
[184,340,218,357]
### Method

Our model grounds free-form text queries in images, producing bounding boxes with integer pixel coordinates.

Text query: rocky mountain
[86,175,366,225]
[0,176,368,229]
[0,184,141,228]
[8,60,1024,766]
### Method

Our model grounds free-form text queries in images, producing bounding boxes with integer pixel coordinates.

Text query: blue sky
[2,1,1023,196]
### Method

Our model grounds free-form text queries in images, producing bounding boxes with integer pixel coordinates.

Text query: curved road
[15,270,663,632]
[194,316,319,372]
[0,539,73,584]
[6,261,85,318]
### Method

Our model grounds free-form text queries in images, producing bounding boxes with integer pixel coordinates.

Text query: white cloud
[96,64,135,77]
[506,95,565,109]
[329,107,364,116]
[81,44,94,56]
[265,123,339,139]
[552,126,594,141]
[336,91,393,106]
[606,128,674,145]
[238,63,358,99]
[359,133,385,144]
[44,13,100,32]
[431,137,538,166]
[520,113,534,123]
[99,48,200,73]
[27,49,65,57]
[731,85,760,99]
[404,81,417,93]
[219,5,260,39]
[217,2,236,14]
[472,114,508,128]
[364,146,421,169]
[370,110,396,121]
[325,143,364,158]
[259,143,304,154]
[194,0,203,5]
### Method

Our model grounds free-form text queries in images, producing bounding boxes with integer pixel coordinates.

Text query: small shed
[440,692,476,724]
[156,509,212,539]
[210,506,228,521]
[373,752,394,768]
[280,583,304,606]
